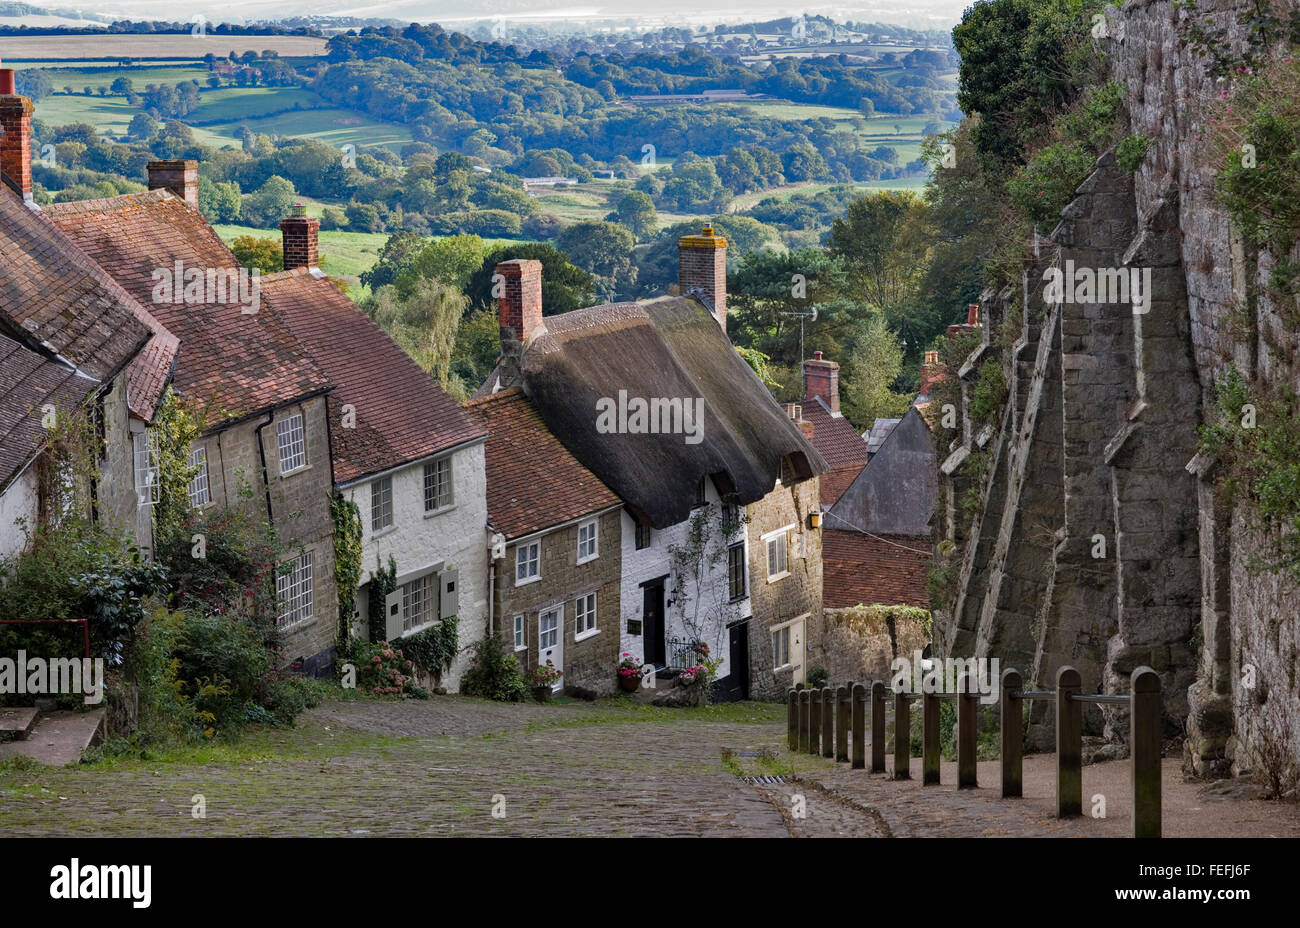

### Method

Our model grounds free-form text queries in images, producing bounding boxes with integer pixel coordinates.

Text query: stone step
[0,708,104,766]
[0,706,39,740]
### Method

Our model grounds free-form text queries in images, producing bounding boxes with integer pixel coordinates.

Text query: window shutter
[440,567,459,620]
[384,588,403,641]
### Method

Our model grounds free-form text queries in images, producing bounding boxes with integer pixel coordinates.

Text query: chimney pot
[280,204,320,270]
[678,224,728,331]
[147,159,198,208]
[0,68,15,95]
[967,303,980,326]
[813,350,822,360]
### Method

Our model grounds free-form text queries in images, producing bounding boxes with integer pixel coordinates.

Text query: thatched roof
[501,295,826,529]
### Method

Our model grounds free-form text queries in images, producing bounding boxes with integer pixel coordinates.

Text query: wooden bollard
[787,689,798,751]
[851,683,866,769]
[835,686,850,762]
[1000,667,1023,798]
[922,690,940,785]
[1131,666,1162,838]
[870,681,886,773]
[1056,665,1082,817]
[893,690,910,779]
[798,689,810,753]
[957,672,978,789]
[809,687,822,756]
[821,687,835,758]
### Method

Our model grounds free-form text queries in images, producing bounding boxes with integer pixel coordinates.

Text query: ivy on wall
[1199,364,1300,581]
[331,493,363,647]
[366,555,398,643]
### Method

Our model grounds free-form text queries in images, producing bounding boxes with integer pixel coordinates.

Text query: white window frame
[577,519,598,564]
[133,430,159,508]
[515,540,541,585]
[276,551,314,629]
[423,456,454,513]
[538,608,559,650]
[276,413,307,475]
[371,475,394,534]
[771,624,791,670]
[400,571,438,634]
[187,445,211,508]
[513,614,526,651]
[763,523,795,582]
[574,592,597,640]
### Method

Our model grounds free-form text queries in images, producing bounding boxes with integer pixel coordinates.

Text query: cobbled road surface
[1,696,1294,838]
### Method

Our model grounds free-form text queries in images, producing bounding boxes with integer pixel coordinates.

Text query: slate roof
[0,331,94,491]
[822,528,930,609]
[463,387,619,541]
[800,394,867,506]
[264,268,486,485]
[0,188,156,412]
[45,190,328,425]
[490,295,828,529]
[828,407,936,537]
[865,417,901,456]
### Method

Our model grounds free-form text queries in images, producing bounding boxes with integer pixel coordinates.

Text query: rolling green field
[213,224,528,287]
[29,93,136,134]
[190,106,412,152]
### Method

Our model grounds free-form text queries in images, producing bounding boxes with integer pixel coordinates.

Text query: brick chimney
[147,159,198,207]
[678,224,727,330]
[0,65,34,201]
[919,349,945,397]
[802,350,840,414]
[280,204,320,270]
[496,259,543,387]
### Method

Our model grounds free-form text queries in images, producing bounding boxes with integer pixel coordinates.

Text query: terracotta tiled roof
[822,528,931,610]
[45,191,328,425]
[0,331,93,489]
[463,387,620,541]
[0,189,157,412]
[800,396,867,505]
[264,268,486,484]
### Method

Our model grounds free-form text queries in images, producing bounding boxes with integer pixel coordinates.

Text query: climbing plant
[150,388,206,541]
[1199,364,1300,581]
[366,555,398,643]
[331,493,363,646]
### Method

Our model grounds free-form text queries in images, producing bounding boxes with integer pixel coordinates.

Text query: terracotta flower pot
[618,674,641,693]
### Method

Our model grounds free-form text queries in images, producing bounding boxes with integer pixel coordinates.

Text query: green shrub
[460,633,528,702]
[1116,134,1151,172]
[397,616,459,677]
[806,666,830,689]
[1007,140,1096,228]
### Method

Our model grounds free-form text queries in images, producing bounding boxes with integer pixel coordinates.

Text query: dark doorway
[723,622,750,701]
[642,579,666,667]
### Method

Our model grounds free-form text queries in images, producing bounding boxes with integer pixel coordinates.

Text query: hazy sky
[25,1,966,30]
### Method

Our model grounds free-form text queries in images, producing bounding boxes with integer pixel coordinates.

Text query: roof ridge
[461,385,524,407]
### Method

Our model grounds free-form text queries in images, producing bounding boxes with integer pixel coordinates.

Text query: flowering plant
[678,663,705,685]
[529,660,563,687]
[616,652,645,679]
[356,640,419,696]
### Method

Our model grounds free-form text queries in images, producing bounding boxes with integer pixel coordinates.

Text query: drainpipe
[254,412,275,523]
[488,559,495,637]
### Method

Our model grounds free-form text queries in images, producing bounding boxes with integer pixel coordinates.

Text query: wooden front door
[642,579,665,667]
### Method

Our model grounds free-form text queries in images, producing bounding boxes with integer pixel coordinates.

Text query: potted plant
[678,663,703,687]
[529,660,563,702]
[616,652,644,692]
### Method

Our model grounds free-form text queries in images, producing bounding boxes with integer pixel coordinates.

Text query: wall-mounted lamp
[809,511,823,529]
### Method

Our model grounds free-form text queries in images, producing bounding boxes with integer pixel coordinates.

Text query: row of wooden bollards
[785,665,1163,838]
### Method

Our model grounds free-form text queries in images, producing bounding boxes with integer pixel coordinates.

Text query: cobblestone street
[1,696,1295,838]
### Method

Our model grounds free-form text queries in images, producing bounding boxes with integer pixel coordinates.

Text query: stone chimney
[147,159,198,208]
[802,350,840,414]
[280,204,320,270]
[678,224,727,330]
[496,259,543,386]
[0,65,34,201]
[783,402,813,440]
